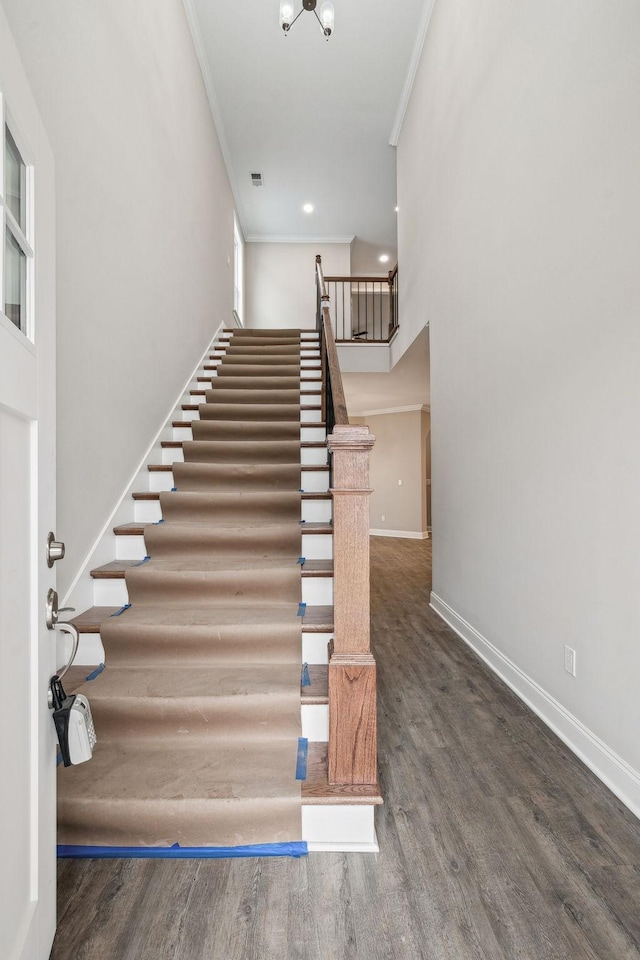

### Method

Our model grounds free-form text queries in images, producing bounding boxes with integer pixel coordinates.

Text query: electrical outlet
[398,479,403,486]
[381,515,385,522]
[564,645,576,676]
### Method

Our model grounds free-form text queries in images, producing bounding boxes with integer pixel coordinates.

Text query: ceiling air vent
[250,172,263,187]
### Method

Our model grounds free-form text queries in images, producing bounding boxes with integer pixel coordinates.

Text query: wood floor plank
[50,537,640,960]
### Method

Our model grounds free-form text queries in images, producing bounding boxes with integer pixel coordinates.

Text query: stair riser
[115,532,333,561]
[302,807,378,852]
[83,702,328,742]
[302,632,332,664]
[70,629,333,669]
[161,446,328,466]
[148,468,330,493]
[133,498,333,524]
[171,424,326,441]
[93,575,333,607]
[179,394,322,420]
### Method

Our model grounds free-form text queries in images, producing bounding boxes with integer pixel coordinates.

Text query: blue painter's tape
[171,486,178,492]
[134,556,151,566]
[110,604,131,617]
[295,738,309,781]
[154,519,165,525]
[57,842,308,860]
[301,663,311,687]
[297,557,305,565]
[297,602,306,617]
[299,519,306,524]
[85,663,105,682]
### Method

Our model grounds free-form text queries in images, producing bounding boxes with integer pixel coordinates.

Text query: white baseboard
[430,593,640,821]
[370,529,429,540]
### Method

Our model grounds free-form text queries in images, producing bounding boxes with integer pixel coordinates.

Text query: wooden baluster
[327,424,377,785]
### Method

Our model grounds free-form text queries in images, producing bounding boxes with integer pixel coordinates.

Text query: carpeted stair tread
[77,664,301,740]
[158,490,302,522]
[113,520,333,536]
[224,343,303,355]
[123,558,302,605]
[172,462,302,491]
[72,604,334,636]
[206,376,301,391]
[216,364,306,378]
[202,388,302,405]
[193,403,301,422]
[191,418,300,442]
[100,606,303,666]
[57,739,302,847]
[183,439,301,464]
[220,355,301,366]
[142,521,303,558]
[229,328,304,337]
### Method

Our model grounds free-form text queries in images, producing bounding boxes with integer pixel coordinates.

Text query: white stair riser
[73,629,333,668]
[171,424,326,441]
[94,574,333,607]
[301,410,323,424]
[133,498,332,524]
[148,468,330,493]
[303,807,378,852]
[163,444,327,465]
[301,705,329,742]
[301,447,328,466]
[180,392,322,421]
[302,632,332,664]
[115,532,333,561]
[300,470,330,493]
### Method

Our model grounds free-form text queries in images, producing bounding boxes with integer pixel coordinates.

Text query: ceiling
[185,0,428,273]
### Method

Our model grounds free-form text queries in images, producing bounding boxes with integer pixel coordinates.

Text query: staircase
[58,323,381,853]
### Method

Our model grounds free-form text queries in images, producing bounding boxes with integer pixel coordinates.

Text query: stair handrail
[316,256,348,430]
[315,254,378,788]
[319,263,399,342]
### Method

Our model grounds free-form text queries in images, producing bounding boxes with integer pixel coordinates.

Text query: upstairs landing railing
[322,265,398,343]
[315,255,377,786]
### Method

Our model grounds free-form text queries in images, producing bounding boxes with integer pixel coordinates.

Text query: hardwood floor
[50,538,640,960]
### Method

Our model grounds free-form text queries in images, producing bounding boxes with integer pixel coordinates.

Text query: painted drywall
[352,409,426,536]
[2,0,235,595]
[398,0,640,806]
[245,242,351,329]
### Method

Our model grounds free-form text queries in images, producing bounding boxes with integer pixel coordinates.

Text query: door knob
[46,531,65,567]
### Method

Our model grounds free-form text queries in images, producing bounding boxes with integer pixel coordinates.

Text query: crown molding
[389,0,436,147]
[182,0,246,228]
[245,235,355,245]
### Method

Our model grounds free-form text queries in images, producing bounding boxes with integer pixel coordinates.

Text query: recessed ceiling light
[379,254,390,263]
[303,203,314,213]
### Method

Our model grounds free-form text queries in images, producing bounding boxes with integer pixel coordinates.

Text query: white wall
[245,242,350,329]
[2,0,235,596]
[398,0,640,812]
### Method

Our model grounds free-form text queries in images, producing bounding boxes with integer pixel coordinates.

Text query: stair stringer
[60,323,228,621]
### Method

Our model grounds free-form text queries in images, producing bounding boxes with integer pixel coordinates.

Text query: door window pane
[5,126,26,230]
[5,227,26,330]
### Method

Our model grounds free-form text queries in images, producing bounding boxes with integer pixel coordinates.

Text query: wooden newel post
[327,424,377,785]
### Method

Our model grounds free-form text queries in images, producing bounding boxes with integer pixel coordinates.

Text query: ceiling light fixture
[280,0,335,39]
[303,203,314,213]
[379,254,390,263]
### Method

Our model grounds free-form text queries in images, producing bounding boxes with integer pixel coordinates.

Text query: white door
[0,7,57,959]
